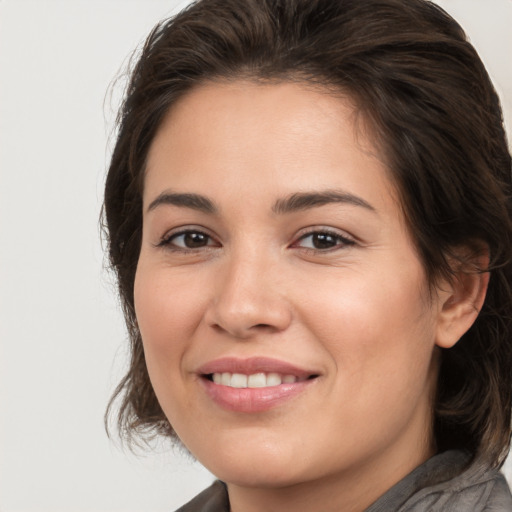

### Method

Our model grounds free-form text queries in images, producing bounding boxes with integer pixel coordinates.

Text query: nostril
[205,295,292,338]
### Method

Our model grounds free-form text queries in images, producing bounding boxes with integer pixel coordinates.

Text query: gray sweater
[176,451,512,511]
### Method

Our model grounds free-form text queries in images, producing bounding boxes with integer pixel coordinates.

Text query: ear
[435,249,490,349]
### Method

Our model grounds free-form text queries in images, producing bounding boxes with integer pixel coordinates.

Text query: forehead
[144,80,398,215]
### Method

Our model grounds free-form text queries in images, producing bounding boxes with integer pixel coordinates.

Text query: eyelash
[156,228,218,252]
[156,228,355,253]
[293,229,356,252]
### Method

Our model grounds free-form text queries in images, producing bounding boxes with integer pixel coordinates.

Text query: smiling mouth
[199,359,320,412]
[204,372,318,389]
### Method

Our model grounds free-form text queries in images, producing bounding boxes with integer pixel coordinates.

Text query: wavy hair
[103,0,512,465]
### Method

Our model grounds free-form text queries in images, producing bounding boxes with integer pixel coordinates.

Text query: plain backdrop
[0,1,511,511]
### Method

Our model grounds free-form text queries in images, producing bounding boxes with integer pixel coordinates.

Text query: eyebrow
[272,190,376,215]
[147,192,218,214]
[146,189,376,216]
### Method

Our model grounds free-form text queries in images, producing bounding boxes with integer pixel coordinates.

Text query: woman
[103,0,512,510]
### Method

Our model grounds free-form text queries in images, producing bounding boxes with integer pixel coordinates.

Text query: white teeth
[266,372,282,386]
[247,373,266,388]
[230,373,248,388]
[211,372,300,388]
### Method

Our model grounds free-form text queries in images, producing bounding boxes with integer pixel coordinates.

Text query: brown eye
[295,231,355,251]
[310,233,338,249]
[180,232,210,248]
[160,230,217,250]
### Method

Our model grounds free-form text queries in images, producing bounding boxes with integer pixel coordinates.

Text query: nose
[204,248,293,339]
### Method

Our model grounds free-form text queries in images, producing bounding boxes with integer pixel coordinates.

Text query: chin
[186,434,311,488]
[212,460,308,489]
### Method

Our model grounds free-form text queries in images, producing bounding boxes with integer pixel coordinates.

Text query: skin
[134,81,486,512]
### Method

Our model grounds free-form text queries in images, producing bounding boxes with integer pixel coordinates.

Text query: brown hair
[103,0,512,465]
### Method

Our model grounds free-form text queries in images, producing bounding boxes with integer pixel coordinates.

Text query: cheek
[307,272,438,441]
[133,262,212,428]
[133,262,206,365]
[302,263,437,385]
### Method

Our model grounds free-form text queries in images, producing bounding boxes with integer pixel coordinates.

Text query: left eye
[160,230,217,250]
[295,231,354,250]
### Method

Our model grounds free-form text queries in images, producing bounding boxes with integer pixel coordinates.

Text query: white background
[0,1,511,511]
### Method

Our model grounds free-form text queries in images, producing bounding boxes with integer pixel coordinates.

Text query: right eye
[158,229,219,251]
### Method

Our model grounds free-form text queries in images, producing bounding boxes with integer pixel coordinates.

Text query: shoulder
[174,481,229,512]
[366,451,512,512]
[398,457,512,511]
[482,474,512,511]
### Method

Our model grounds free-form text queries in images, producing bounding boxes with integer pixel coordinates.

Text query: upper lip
[197,357,318,379]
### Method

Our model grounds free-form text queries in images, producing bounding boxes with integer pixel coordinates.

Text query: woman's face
[135,81,446,492]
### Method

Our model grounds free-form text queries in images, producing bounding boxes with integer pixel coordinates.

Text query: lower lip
[200,377,316,413]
